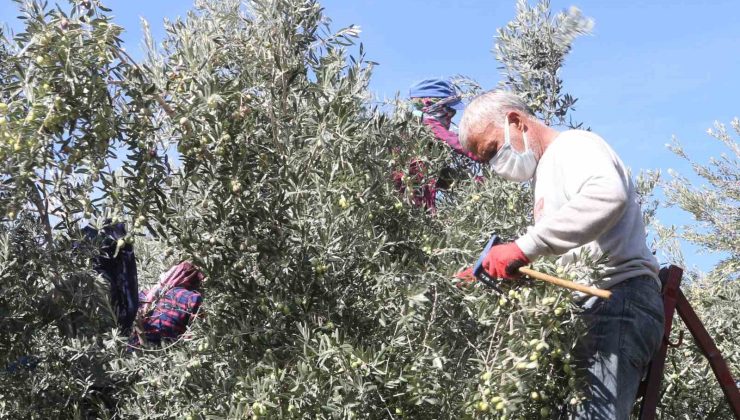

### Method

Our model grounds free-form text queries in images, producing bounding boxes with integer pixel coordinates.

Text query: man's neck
[532,123,561,159]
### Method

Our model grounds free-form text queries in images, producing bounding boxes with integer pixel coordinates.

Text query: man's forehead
[469,119,498,139]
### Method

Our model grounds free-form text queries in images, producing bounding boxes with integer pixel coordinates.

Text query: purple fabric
[422,117,484,162]
[390,99,484,211]
[392,160,437,212]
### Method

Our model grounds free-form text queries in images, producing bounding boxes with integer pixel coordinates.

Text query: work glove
[454,266,477,287]
[481,242,530,280]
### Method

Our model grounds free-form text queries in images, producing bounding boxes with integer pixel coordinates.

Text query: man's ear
[506,111,527,132]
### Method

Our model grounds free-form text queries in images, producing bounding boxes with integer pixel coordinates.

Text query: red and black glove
[481,242,530,280]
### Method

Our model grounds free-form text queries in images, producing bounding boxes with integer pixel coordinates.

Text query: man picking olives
[458,90,664,420]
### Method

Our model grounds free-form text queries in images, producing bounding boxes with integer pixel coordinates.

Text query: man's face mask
[488,115,537,182]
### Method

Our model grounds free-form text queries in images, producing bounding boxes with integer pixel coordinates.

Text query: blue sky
[2,0,737,272]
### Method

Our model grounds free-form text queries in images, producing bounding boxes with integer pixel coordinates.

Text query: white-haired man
[458,90,665,419]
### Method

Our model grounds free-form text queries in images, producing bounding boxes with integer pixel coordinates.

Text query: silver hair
[458,90,532,150]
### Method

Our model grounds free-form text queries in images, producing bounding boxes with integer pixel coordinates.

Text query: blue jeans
[569,276,664,420]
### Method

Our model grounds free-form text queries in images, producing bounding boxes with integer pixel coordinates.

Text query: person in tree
[408,78,480,161]
[393,78,484,211]
[457,90,664,420]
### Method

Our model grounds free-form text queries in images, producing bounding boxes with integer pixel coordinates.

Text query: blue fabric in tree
[82,223,139,334]
[408,78,464,110]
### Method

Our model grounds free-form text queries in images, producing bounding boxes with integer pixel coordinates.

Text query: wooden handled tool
[473,234,612,299]
[518,267,612,299]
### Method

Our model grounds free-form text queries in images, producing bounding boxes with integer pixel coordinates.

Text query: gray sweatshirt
[515,130,660,290]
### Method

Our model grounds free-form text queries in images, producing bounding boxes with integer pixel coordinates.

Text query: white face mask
[488,116,537,182]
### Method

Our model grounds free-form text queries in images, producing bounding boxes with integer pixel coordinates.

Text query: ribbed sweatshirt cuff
[515,234,544,260]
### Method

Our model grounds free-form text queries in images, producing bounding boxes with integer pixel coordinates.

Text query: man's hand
[481,242,530,280]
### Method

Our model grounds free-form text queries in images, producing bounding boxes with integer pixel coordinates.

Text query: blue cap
[408,78,465,110]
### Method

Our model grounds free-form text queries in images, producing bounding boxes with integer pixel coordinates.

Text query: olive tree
[1,0,608,418]
[649,120,740,419]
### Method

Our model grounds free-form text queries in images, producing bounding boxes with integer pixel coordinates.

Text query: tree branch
[27,179,53,246]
